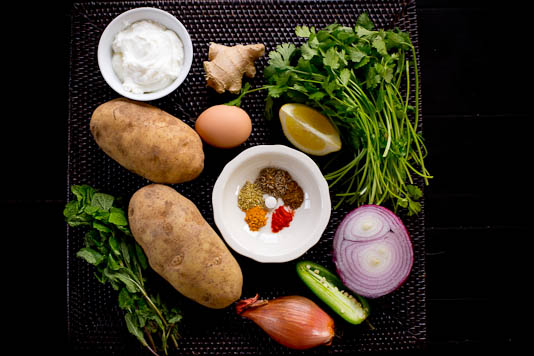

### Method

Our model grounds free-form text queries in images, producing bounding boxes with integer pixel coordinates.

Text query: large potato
[128,184,243,309]
[90,98,204,184]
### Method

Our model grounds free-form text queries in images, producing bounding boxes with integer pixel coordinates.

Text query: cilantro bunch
[241,13,432,215]
[64,185,181,356]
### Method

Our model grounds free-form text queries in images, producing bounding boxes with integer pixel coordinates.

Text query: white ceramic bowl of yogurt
[98,7,193,101]
[212,145,332,263]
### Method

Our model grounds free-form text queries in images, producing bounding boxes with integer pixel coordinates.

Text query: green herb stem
[230,15,431,214]
[64,185,181,355]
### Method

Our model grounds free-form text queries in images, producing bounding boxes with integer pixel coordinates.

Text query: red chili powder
[271,206,294,233]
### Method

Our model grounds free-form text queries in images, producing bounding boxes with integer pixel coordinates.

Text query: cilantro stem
[411,45,420,130]
[258,17,431,214]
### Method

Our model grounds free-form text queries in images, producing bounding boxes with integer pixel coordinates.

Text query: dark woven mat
[67,1,426,354]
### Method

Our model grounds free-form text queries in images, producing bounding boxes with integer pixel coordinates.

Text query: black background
[4,0,526,354]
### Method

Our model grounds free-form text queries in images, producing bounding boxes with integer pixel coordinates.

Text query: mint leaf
[107,253,121,271]
[91,192,114,211]
[76,247,104,266]
[71,185,96,206]
[167,312,183,324]
[108,234,121,256]
[135,244,148,270]
[65,211,92,227]
[63,200,79,219]
[120,241,131,265]
[109,207,128,226]
[93,221,111,233]
[104,269,139,293]
[118,287,136,310]
[125,312,148,347]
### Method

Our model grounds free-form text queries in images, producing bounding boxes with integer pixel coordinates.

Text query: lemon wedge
[279,103,342,156]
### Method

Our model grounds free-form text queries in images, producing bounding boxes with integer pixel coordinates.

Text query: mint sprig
[64,184,181,355]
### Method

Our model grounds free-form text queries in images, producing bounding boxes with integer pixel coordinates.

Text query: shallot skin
[238,295,335,350]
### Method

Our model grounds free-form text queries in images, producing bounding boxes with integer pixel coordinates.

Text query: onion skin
[333,204,414,299]
[236,295,334,350]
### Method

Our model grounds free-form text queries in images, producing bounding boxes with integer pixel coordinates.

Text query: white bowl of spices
[212,145,331,263]
[97,7,193,101]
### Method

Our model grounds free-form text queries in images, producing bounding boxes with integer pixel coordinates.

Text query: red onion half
[333,205,413,298]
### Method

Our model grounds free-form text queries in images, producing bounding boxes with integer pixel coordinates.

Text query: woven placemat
[67,1,426,354]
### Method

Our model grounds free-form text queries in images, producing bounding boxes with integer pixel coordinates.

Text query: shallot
[333,205,414,298]
[236,294,334,350]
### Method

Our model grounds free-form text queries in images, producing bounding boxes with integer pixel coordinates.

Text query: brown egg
[195,105,252,148]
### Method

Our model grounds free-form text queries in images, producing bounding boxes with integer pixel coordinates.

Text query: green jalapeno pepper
[296,260,370,325]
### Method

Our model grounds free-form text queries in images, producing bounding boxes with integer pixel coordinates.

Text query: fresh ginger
[203,42,265,94]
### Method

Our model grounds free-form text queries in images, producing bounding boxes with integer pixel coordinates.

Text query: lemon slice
[279,103,342,156]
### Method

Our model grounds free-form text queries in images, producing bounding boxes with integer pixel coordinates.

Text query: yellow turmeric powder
[244,206,268,231]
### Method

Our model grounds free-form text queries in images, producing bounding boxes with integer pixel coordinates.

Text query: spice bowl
[97,7,193,101]
[212,145,331,263]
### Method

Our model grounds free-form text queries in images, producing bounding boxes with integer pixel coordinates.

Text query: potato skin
[90,98,204,184]
[128,184,243,309]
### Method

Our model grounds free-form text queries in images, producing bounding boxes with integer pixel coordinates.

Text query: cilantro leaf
[268,43,296,69]
[295,25,314,38]
[256,16,430,215]
[374,62,394,83]
[309,91,326,101]
[355,25,376,38]
[386,29,412,50]
[372,35,388,56]
[347,46,367,63]
[225,82,251,107]
[322,78,337,96]
[356,12,374,30]
[407,184,423,200]
[300,42,318,60]
[339,68,351,86]
[268,85,287,98]
[323,47,340,69]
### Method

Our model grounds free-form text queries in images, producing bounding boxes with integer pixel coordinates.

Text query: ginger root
[203,42,265,94]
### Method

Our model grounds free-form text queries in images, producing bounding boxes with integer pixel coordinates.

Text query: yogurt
[111,20,184,94]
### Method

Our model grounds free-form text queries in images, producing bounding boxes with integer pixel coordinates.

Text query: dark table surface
[4,0,525,354]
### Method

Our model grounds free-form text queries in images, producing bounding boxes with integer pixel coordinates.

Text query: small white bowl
[97,7,193,101]
[212,145,332,263]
